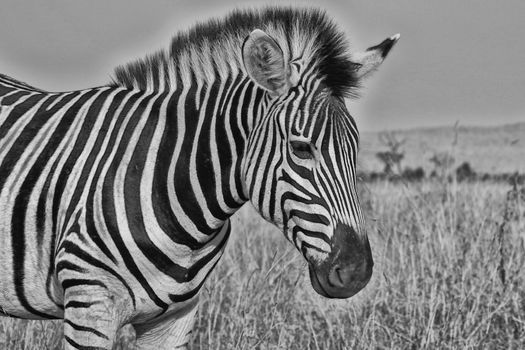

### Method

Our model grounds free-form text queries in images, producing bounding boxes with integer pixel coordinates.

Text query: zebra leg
[133,298,199,350]
[62,283,130,350]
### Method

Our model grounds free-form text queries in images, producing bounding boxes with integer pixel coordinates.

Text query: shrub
[401,167,425,182]
[456,162,476,182]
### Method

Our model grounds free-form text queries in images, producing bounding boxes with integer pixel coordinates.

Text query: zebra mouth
[306,222,374,299]
[308,265,331,298]
[308,264,371,299]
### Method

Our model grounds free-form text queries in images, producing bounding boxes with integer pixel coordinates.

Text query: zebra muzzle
[308,223,373,298]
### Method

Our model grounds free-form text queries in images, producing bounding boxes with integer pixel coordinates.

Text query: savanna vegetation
[1,125,524,349]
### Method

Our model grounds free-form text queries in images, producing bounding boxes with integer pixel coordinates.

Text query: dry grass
[360,122,525,174]
[1,179,524,349]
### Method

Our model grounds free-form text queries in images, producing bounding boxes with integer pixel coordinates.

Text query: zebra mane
[111,7,360,98]
[0,73,46,92]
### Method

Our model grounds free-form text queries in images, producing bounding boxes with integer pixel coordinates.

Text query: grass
[1,179,524,349]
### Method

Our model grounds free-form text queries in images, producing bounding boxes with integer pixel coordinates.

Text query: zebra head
[242,28,399,298]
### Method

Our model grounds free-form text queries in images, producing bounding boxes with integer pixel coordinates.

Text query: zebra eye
[290,140,314,160]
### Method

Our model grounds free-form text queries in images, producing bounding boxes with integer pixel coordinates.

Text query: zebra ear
[353,33,400,79]
[242,29,295,96]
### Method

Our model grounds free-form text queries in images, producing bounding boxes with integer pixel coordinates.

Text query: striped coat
[0,7,398,349]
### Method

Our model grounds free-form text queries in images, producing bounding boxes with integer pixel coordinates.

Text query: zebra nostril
[328,265,345,288]
[327,257,372,290]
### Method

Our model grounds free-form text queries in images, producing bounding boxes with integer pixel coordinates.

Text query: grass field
[1,178,524,349]
[360,122,525,174]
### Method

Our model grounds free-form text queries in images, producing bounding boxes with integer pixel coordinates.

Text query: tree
[375,132,406,174]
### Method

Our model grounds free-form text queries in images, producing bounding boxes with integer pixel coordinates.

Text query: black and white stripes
[0,7,398,349]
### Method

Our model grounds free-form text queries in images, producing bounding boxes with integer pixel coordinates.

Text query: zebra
[0,7,399,350]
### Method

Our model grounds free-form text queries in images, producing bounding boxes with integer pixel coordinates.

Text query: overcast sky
[0,0,523,131]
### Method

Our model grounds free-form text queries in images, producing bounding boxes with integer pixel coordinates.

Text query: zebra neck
[150,73,265,240]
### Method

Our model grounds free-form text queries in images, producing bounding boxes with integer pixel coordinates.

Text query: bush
[401,167,425,182]
[456,162,476,182]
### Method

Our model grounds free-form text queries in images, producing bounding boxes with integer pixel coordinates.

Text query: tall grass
[1,180,524,349]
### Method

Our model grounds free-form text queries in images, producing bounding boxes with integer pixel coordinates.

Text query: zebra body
[0,8,398,349]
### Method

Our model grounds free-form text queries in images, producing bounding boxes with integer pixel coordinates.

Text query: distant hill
[359,122,525,174]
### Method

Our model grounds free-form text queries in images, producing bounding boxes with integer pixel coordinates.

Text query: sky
[0,0,523,131]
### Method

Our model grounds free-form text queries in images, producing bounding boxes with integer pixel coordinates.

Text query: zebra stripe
[0,7,398,349]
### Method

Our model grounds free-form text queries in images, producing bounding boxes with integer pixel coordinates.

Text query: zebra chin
[307,223,373,299]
